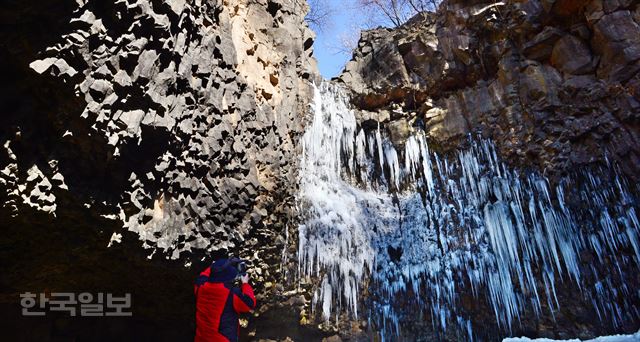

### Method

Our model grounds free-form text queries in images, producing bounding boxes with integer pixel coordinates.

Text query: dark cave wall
[0,0,320,340]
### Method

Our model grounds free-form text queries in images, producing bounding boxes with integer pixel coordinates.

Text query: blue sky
[308,0,397,79]
[309,0,365,79]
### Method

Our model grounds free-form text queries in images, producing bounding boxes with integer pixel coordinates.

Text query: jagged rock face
[3,0,316,257]
[0,0,318,340]
[339,0,640,181]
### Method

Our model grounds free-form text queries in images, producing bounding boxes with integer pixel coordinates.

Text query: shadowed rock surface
[0,0,321,340]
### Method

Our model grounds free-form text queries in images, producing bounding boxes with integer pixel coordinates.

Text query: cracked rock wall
[339,0,640,181]
[4,0,316,259]
[0,0,319,339]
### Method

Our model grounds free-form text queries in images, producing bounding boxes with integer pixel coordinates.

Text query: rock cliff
[339,0,640,181]
[0,0,320,340]
[327,0,640,339]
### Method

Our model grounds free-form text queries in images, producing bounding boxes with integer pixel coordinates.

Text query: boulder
[387,118,411,146]
[592,10,640,82]
[551,35,594,74]
[523,27,565,60]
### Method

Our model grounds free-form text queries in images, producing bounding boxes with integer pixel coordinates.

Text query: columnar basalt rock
[7,0,316,258]
[338,0,640,181]
[1,0,318,340]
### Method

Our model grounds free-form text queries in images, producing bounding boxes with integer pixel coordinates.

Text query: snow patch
[503,331,640,342]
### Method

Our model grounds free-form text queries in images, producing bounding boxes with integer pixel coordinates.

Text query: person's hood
[209,258,238,282]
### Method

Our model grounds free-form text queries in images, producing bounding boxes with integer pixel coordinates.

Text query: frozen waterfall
[297,83,640,340]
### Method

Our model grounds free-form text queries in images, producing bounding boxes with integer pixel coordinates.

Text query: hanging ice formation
[297,82,640,339]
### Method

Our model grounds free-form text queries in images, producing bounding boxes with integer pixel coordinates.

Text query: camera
[227,258,249,280]
[236,260,247,276]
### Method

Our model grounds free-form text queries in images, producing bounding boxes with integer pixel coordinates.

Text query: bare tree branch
[305,0,334,33]
[331,24,362,56]
[356,0,441,27]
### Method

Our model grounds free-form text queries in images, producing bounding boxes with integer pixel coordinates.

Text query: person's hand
[240,273,249,284]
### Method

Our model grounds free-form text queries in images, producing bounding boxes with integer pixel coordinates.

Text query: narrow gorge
[1,0,640,341]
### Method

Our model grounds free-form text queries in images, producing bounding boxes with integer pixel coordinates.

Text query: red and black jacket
[194,262,256,342]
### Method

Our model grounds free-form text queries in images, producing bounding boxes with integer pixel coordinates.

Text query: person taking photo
[194,258,256,342]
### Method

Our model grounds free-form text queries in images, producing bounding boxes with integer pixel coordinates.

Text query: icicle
[297,82,640,340]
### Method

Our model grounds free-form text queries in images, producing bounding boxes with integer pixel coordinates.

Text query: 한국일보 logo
[20,292,132,317]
